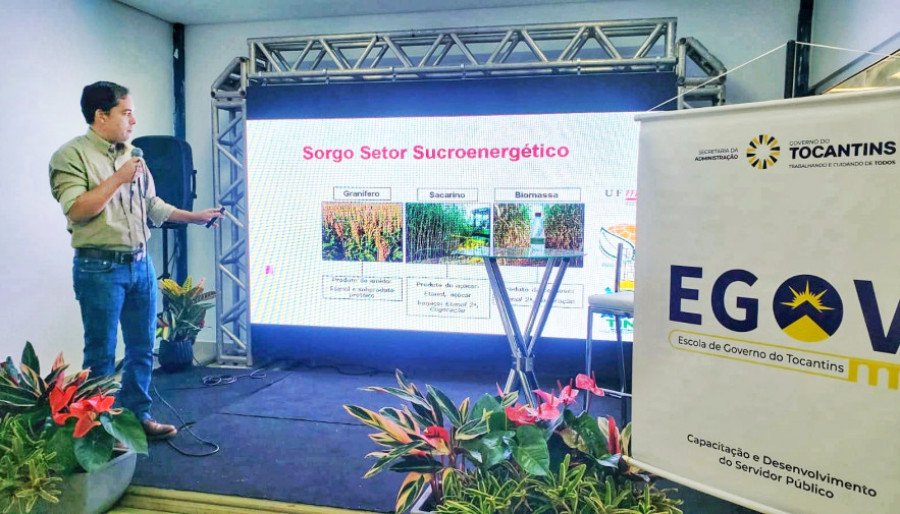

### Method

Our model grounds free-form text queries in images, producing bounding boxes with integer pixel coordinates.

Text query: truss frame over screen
[210,18,725,367]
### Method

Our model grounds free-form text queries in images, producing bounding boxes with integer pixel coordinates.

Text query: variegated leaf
[389,455,442,473]
[394,369,417,394]
[499,390,519,408]
[425,385,461,427]
[344,405,412,443]
[457,396,470,423]
[369,431,397,446]
[364,441,425,478]
[0,383,39,407]
[410,398,439,426]
[621,422,632,456]
[363,385,430,408]
[395,472,430,514]
[454,416,489,441]
[22,342,40,376]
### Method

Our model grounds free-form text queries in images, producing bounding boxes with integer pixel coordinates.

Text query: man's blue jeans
[73,254,156,421]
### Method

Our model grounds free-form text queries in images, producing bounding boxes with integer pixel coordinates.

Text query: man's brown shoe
[142,419,178,441]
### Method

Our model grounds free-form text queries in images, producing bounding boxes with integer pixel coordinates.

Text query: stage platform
[131,364,756,513]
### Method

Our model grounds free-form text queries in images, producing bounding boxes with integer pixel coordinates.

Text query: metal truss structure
[210,19,726,367]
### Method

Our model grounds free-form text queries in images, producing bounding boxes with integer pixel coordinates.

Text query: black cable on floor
[151,382,220,457]
[200,367,268,386]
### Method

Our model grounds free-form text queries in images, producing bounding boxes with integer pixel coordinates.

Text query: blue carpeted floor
[133,364,756,513]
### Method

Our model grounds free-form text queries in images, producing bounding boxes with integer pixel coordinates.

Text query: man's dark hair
[80,81,129,124]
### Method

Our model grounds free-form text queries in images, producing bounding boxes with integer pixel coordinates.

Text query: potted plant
[156,276,217,372]
[344,370,682,513]
[0,342,148,514]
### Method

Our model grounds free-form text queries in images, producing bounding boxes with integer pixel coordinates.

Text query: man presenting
[49,81,221,440]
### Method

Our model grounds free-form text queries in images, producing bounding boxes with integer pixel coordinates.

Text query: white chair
[584,243,634,419]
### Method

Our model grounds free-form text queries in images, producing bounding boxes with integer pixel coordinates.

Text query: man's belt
[75,247,142,264]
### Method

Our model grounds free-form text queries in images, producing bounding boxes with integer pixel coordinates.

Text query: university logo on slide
[746,134,780,170]
[772,274,843,343]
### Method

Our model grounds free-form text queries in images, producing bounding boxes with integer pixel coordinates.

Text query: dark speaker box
[132,136,196,217]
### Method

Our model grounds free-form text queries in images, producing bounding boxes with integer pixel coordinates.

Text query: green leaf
[22,342,40,376]
[395,473,428,513]
[73,427,115,472]
[380,407,419,432]
[388,455,443,473]
[488,410,511,432]
[596,453,621,470]
[475,430,515,469]
[101,411,148,455]
[43,367,67,389]
[459,439,484,465]
[75,375,120,399]
[457,397,470,424]
[394,369,415,392]
[364,441,424,478]
[362,386,430,409]
[547,432,575,472]
[406,404,437,428]
[424,390,444,426]
[0,382,38,407]
[425,385,461,427]
[455,415,489,441]
[621,422,632,456]
[498,390,519,408]
[471,393,501,419]
[45,425,78,475]
[572,411,608,458]
[513,425,550,476]
[19,405,51,428]
[18,364,39,393]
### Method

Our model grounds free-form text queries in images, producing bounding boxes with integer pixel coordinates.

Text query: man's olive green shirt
[49,129,176,251]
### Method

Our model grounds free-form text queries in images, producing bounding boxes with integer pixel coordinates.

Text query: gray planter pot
[32,450,137,514]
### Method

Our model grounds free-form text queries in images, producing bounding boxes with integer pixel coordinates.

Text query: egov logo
[772,275,843,343]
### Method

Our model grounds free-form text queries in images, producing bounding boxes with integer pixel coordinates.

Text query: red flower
[606,416,621,454]
[533,389,562,408]
[67,402,103,438]
[421,425,451,455]
[82,394,116,414]
[505,404,538,426]
[557,383,579,405]
[532,389,563,421]
[49,385,77,425]
[535,401,560,421]
[423,425,450,446]
[51,392,116,438]
[575,373,605,397]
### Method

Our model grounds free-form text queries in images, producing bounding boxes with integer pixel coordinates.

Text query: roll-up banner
[632,88,899,514]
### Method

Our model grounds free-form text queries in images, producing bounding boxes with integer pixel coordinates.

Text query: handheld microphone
[205,206,226,228]
[131,147,145,198]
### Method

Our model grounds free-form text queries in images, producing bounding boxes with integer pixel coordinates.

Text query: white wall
[810,0,900,90]
[0,0,173,368]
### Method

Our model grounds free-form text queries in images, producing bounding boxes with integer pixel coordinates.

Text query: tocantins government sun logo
[772,275,843,343]
[746,134,780,170]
